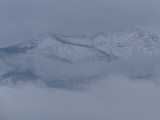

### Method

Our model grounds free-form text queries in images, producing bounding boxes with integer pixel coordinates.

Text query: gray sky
[0,0,160,47]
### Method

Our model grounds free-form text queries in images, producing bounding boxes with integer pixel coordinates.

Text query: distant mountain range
[0,25,160,89]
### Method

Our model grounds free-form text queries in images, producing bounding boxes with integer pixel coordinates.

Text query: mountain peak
[1,25,160,63]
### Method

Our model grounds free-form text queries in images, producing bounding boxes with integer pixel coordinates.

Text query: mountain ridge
[1,25,160,63]
[1,25,160,89]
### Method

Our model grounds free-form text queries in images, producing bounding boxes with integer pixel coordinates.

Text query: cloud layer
[1,51,160,120]
[1,75,160,120]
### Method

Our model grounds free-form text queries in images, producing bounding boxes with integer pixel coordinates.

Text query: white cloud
[0,74,160,120]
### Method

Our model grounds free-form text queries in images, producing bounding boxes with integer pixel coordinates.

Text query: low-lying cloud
[0,75,160,120]
[1,51,160,119]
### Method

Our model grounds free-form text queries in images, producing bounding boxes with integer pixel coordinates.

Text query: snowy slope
[1,25,160,63]
[0,34,113,63]
[55,25,160,57]
[1,25,160,89]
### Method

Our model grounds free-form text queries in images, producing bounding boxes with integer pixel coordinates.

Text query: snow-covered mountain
[1,25,160,89]
[0,33,114,63]
[1,25,160,61]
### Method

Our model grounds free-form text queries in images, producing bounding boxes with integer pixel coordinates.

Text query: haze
[0,0,160,47]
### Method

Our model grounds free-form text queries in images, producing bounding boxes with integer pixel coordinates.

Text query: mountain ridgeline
[0,25,160,89]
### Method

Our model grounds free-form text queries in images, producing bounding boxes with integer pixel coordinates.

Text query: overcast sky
[0,0,160,47]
